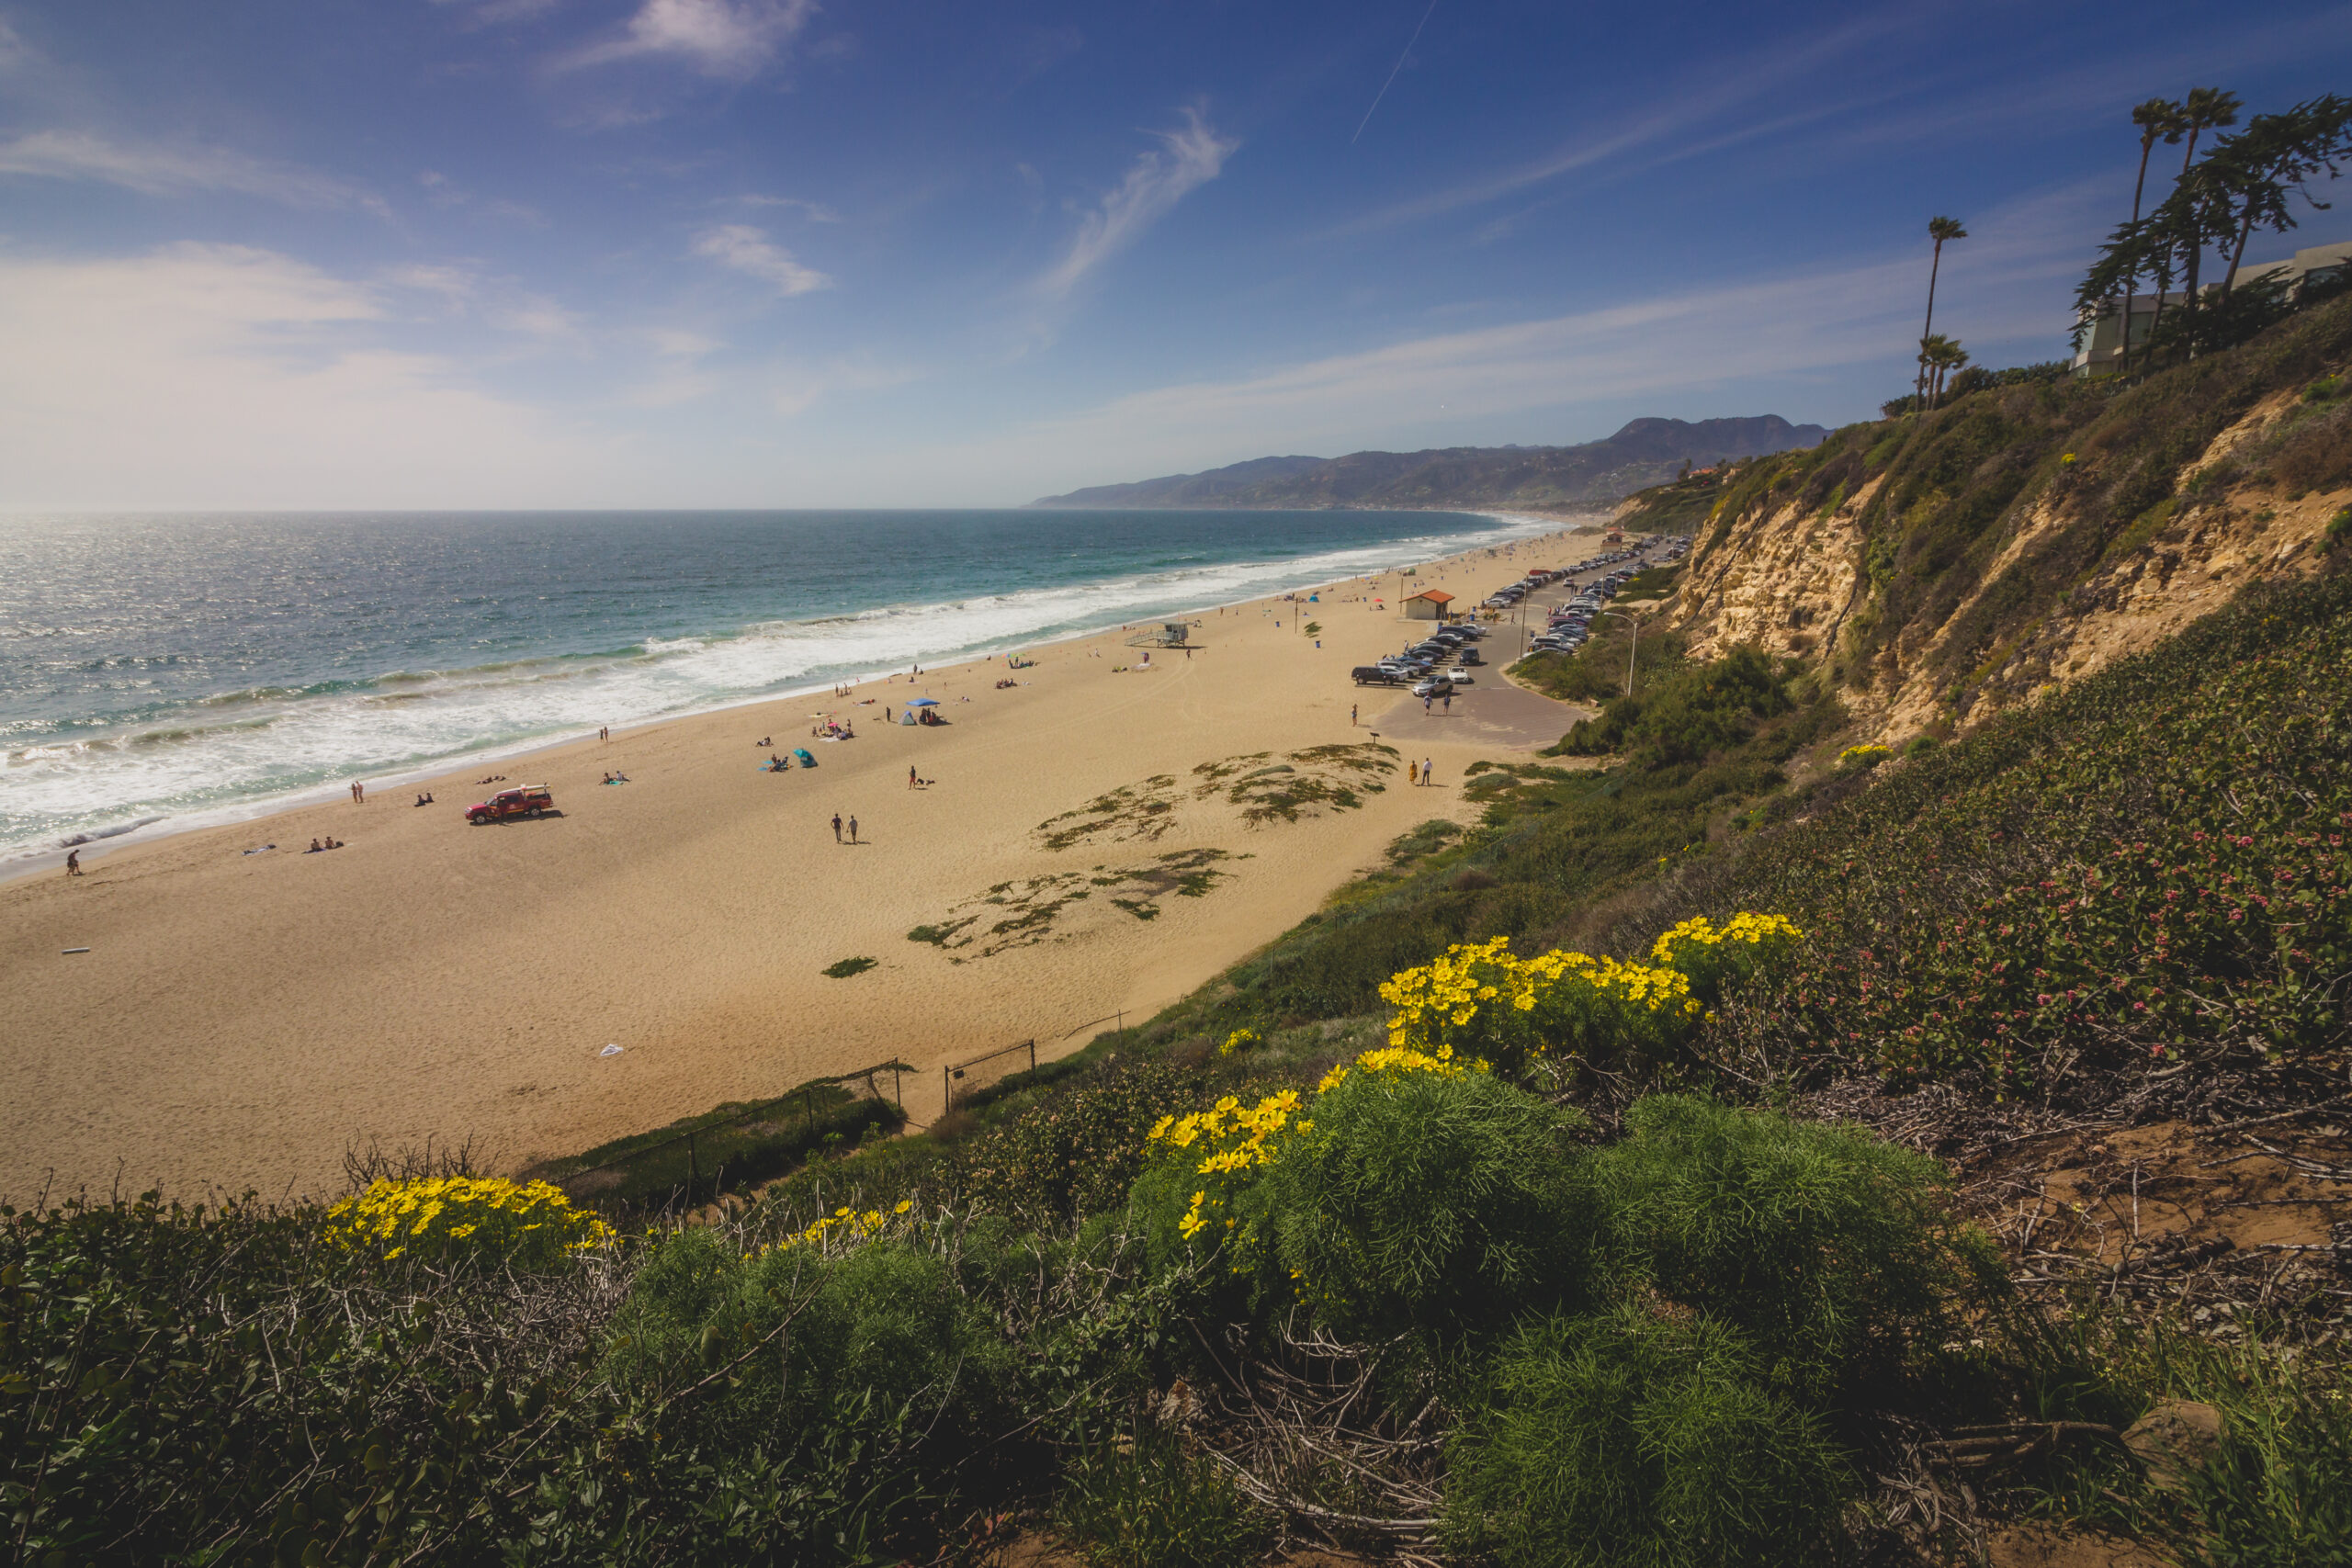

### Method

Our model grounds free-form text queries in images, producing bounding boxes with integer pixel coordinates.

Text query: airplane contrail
[1351,0,1440,145]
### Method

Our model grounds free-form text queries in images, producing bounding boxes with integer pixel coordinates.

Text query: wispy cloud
[691,223,832,295]
[555,0,816,80]
[0,130,376,210]
[978,179,2099,495]
[1039,108,1239,298]
[730,192,840,220]
[1326,12,1919,239]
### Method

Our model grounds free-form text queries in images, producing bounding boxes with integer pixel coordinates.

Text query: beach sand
[0,525,1598,1201]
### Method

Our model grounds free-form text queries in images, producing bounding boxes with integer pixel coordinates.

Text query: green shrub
[1554,647,1792,768]
[1594,1096,2001,1404]
[1055,1424,1271,1568]
[1443,1305,1849,1568]
[604,1229,1011,1460]
[1263,1068,1596,1341]
[1731,570,2352,1088]
[535,1087,905,1212]
[962,1062,1201,1219]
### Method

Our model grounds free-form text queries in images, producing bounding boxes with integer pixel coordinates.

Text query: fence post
[1026,1039,1036,1074]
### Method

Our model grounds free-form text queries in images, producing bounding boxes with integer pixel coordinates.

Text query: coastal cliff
[1625,296,2352,743]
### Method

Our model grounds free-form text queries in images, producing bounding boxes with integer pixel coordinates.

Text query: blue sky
[4,0,2348,509]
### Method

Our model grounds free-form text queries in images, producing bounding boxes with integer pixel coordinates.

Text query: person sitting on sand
[307,840,322,852]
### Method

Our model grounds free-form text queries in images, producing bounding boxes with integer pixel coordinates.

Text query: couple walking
[1407,757,1436,787]
[831,812,860,844]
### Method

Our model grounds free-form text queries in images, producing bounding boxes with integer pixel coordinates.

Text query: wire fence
[943,1038,1036,1112]
[537,1059,911,1212]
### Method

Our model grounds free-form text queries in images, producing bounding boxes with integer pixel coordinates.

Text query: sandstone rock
[2122,1397,2223,1495]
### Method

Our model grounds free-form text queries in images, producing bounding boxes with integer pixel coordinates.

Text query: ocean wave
[0,508,1576,864]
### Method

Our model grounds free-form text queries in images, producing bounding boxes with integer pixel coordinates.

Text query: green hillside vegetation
[11,296,2352,1567]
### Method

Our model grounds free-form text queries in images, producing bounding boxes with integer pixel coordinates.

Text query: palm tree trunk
[2221,208,2257,304]
[2120,139,2157,377]
[1917,241,1945,408]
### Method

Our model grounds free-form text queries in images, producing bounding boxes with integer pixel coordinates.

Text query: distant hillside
[1026,416,1829,511]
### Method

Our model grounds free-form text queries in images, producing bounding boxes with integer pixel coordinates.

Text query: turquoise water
[0,507,1557,865]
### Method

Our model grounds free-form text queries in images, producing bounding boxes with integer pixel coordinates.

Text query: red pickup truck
[466,785,557,824]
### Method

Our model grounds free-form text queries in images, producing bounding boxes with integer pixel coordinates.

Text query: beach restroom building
[1404,589,1454,621]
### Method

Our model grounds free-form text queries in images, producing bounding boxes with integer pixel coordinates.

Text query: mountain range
[1024,416,1830,511]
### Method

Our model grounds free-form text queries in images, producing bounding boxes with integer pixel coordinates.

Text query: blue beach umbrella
[908,697,940,706]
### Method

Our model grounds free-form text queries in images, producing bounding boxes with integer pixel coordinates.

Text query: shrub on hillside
[1727,571,2352,1090]
[1554,647,1792,768]
[604,1228,1013,1480]
[322,1174,613,1267]
[1265,1066,1597,1343]
[1378,933,1705,1078]
[961,1061,1200,1219]
[1443,1306,1849,1568]
[1594,1096,2002,1405]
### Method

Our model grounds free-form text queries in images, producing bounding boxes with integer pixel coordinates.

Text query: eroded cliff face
[1662,379,2349,747]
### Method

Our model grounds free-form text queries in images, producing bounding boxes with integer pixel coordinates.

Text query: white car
[1443,669,1475,684]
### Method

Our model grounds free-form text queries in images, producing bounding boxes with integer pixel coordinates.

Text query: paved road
[1371,681,1587,751]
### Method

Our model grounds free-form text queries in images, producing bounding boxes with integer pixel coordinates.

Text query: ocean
[0,507,1564,870]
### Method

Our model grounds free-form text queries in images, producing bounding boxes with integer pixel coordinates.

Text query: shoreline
[1,508,1592,887]
[2,521,1604,1203]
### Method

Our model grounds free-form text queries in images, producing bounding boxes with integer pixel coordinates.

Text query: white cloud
[691,222,832,296]
[556,0,816,80]
[0,130,373,209]
[0,243,612,508]
[1039,109,1238,298]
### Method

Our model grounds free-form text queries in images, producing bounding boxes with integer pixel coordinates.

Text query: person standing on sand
[1408,761,1419,786]
[831,813,842,843]
[1424,758,1434,788]
[64,850,80,876]
[909,765,918,789]
[848,815,858,843]
[1351,703,1358,727]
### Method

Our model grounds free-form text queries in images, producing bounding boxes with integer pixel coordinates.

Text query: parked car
[1443,669,1475,684]
[467,784,556,824]
[1351,665,1408,685]
[1457,649,1484,666]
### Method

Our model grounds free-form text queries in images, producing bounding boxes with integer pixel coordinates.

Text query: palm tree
[2172,88,2245,328]
[1920,334,1968,408]
[1915,216,1968,408]
[2118,97,2187,375]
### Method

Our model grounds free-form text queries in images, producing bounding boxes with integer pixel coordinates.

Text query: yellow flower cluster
[1218,1027,1260,1058]
[1148,1090,1302,1241]
[1649,911,1805,967]
[1316,1043,1472,1092]
[1378,936,1702,1070]
[771,1198,917,1256]
[1838,742,1893,766]
[323,1176,614,1264]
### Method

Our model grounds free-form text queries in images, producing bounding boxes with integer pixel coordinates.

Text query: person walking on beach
[64,850,81,877]
[831,813,842,843]
[909,765,918,789]
[1442,692,1452,715]
[1408,761,1419,786]
[1423,758,1434,788]
[599,726,608,742]
[1351,703,1358,727]
[848,815,859,844]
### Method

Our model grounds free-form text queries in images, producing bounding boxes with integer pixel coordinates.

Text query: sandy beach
[1,523,1600,1202]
